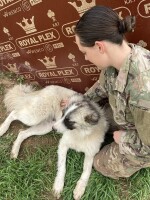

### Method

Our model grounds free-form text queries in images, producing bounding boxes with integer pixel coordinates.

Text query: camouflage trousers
[93,142,150,179]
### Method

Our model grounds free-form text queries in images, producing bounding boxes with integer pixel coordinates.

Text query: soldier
[74,5,150,179]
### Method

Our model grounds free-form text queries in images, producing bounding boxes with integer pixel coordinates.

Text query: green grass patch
[0,70,25,84]
[0,134,150,200]
[126,168,150,200]
[63,150,120,200]
[0,135,57,200]
[55,150,150,200]
[0,71,17,80]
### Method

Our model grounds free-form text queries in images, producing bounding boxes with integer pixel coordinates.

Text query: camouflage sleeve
[119,105,150,160]
[84,70,108,102]
[119,60,150,159]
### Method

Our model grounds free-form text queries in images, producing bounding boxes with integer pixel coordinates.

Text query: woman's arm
[116,106,150,159]
[84,70,108,102]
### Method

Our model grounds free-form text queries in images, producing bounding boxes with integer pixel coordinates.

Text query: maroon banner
[0,0,149,93]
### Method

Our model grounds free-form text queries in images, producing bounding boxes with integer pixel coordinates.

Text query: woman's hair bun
[118,16,136,34]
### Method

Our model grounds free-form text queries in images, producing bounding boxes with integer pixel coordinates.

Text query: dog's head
[52,94,101,134]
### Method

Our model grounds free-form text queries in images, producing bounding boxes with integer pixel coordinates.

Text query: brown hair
[74,6,136,47]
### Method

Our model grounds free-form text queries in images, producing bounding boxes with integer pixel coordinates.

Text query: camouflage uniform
[85,44,150,179]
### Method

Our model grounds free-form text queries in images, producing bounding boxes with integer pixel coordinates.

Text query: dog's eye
[64,117,75,130]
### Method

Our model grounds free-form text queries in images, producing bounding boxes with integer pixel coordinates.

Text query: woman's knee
[93,144,120,179]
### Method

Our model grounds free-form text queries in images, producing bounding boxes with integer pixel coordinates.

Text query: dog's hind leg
[11,120,54,159]
[73,154,94,200]
[0,111,18,136]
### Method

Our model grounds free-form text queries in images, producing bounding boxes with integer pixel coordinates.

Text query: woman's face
[75,35,109,70]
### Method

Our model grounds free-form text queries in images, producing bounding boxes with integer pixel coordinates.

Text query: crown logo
[47,10,57,22]
[16,16,37,34]
[3,27,11,36]
[4,63,19,73]
[38,56,57,69]
[30,0,42,6]
[68,53,76,62]
[68,0,96,16]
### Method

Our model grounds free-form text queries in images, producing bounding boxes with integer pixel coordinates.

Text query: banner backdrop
[0,0,149,93]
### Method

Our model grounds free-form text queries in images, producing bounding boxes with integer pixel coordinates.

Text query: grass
[0,133,150,200]
[0,134,58,200]
[126,169,150,200]
[0,71,18,80]
[63,150,120,200]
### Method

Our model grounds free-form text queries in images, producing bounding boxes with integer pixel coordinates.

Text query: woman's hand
[60,99,69,109]
[113,130,124,144]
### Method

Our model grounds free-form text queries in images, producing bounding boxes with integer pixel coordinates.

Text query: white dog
[52,94,108,200]
[0,84,76,158]
[0,84,109,199]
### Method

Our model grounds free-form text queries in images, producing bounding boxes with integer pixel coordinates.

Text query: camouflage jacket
[85,43,150,153]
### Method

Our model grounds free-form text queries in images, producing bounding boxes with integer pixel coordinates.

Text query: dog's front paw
[52,177,64,199]
[73,180,86,200]
[10,150,18,159]
[10,144,19,159]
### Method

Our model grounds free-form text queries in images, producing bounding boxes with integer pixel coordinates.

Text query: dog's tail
[4,84,35,112]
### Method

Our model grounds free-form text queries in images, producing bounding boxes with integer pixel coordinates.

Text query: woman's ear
[95,41,105,54]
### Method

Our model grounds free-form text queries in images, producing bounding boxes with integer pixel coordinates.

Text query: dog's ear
[84,113,99,125]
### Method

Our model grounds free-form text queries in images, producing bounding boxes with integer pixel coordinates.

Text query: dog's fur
[52,94,108,199]
[0,84,109,200]
[0,84,76,158]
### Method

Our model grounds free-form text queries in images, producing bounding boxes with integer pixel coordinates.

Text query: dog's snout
[52,126,57,132]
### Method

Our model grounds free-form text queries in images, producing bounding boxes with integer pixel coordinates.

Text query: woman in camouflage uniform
[74,5,150,179]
